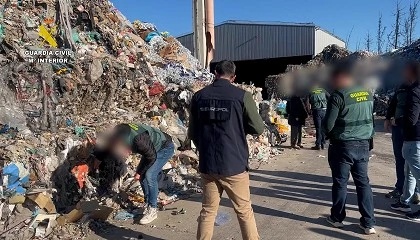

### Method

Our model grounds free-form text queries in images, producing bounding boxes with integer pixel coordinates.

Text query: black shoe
[406,210,420,221]
[311,146,321,150]
[291,145,301,150]
[385,189,402,199]
[391,201,412,213]
[326,216,344,228]
[321,145,325,150]
[413,193,420,205]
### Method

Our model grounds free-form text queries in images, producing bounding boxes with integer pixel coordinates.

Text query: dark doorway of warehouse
[210,55,312,99]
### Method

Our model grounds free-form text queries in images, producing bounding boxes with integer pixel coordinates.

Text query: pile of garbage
[0,0,215,238]
[388,38,420,61]
[307,44,352,66]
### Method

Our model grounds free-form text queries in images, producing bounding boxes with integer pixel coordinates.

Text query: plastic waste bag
[3,162,30,194]
[145,31,160,42]
[0,79,27,130]
[88,58,104,82]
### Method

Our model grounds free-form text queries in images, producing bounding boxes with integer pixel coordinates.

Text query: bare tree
[391,1,404,49]
[404,17,411,46]
[377,13,387,53]
[402,1,418,46]
[356,39,361,51]
[387,31,394,52]
[409,0,419,44]
[365,31,373,52]
[346,26,354,48]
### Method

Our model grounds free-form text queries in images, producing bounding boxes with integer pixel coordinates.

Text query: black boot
[311,145,321,150]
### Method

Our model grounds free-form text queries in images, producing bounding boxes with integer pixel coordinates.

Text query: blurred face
[331,73,352,89]
[403,66,416,84]
[111,140,131,159]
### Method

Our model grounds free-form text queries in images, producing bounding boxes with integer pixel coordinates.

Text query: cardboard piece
[78,200,113,220]
[57,208,84,226]
[29,214,58,238]
[8,195,25,204]
[27,192,56,213]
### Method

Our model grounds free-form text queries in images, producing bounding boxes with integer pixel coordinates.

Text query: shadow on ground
[187,169,419,240]
[89,221,163,240]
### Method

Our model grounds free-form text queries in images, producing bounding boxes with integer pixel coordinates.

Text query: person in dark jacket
[189,60,264,240]
[384,65,419,201]
[286,94,308,149]
[390,62,420,221]
[109,123,174,225]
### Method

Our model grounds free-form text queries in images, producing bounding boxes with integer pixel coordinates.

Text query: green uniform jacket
[322,86,374,141]
[308,88,329,110]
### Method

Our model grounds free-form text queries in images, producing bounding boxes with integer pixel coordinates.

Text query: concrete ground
[87,120,419,240]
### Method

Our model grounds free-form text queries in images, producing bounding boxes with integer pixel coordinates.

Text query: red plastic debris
[148,82,165,96]
[71,164,89,189]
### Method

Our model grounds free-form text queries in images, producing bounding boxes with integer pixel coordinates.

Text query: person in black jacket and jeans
[384,70,419,201]
[286,94,309,149]
[189,60,264,240]
[390,62,420,221]
[108,123,174,225]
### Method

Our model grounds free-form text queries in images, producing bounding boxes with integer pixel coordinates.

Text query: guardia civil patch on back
[348,91,373,104]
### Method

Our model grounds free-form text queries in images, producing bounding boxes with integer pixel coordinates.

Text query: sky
[111,0,418,51]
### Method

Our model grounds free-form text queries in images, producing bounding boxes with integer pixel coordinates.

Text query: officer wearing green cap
[323,64,376,235]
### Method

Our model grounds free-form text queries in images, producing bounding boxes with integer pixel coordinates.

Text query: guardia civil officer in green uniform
[307,86,330,150]
[109,123,174,225]
[323,64,376,235]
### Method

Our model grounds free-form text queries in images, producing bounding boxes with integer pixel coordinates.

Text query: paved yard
[88,122,418,240]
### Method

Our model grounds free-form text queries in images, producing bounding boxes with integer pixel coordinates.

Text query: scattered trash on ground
[171,208,186,215]
[214,212,231,226]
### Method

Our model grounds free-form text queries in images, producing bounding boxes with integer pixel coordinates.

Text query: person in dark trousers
[390,62,420,221]
[189,60,264,240]
[307,86,330,150]
[108,123,174,225]
[323,65,376,235]
[286,94,308,149]
[385,64,420,202]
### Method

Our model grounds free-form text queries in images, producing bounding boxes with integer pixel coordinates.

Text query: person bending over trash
[109,123,175,225]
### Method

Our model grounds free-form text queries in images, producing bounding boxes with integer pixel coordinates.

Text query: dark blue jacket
[188,79,264,176]
[404,81,420,141]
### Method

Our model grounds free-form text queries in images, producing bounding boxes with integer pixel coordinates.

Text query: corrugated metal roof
[177,20,316,38]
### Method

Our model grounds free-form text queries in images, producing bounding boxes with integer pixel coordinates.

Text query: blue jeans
[312,109,326,147]
[400,141,420,205]
[328,140,375,228]
[140,143,175,208]
[392,126,406,193]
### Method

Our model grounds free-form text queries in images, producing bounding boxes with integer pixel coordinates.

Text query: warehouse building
[177,20,345,97]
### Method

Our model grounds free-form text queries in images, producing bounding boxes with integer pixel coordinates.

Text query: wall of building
[315,28,346,55]
[178,22,316,62]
